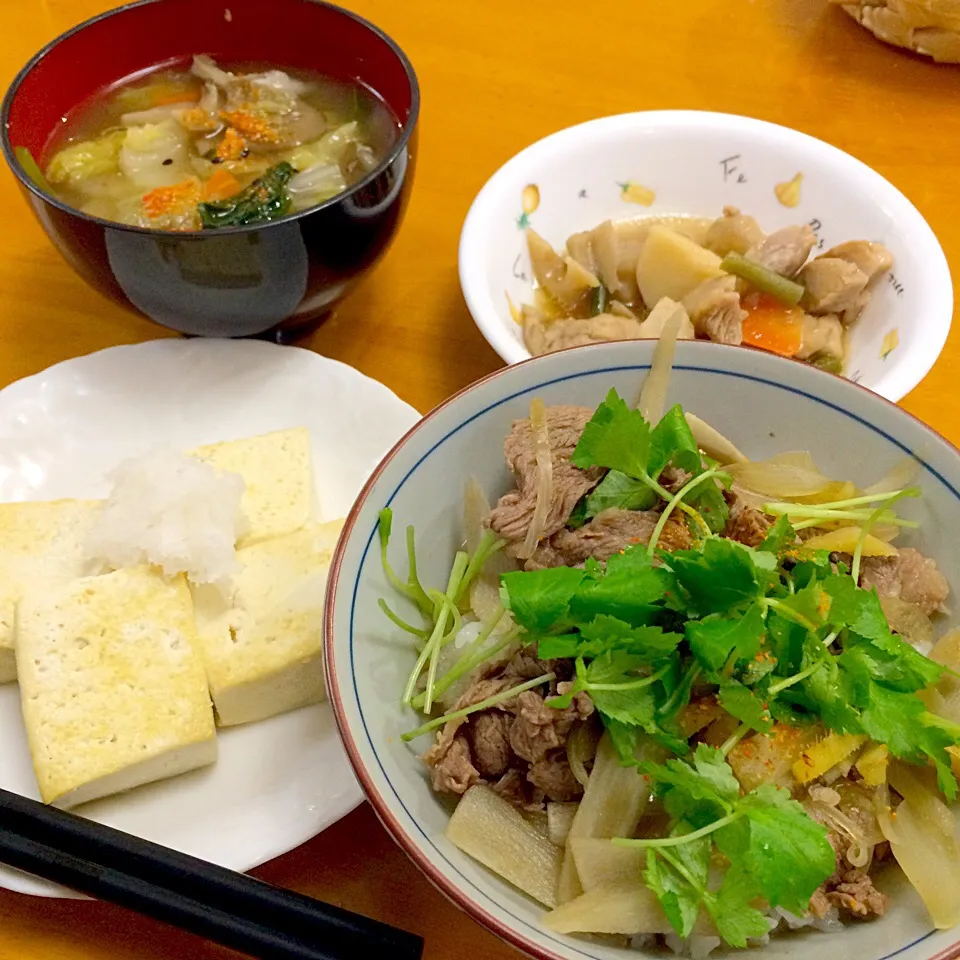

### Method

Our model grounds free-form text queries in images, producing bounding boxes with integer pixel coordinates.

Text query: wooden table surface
[1,0,959,957]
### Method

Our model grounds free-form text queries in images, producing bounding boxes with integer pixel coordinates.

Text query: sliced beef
[510,688,594,763]
[682,275,746,345]
[724,499,773,548]
[859,547,950,616]
[502,650,557,684]
[489,405,604,553]
[809,832,888,921]
[522,311,645,357]
[491,768,545,812]
[424,662,593,809]
[529,749,584,801]
[746,224,816,278]
[423,720,480,795]
[827,870,888,918]
[525,507,693,569]
[453,676,512,710]
[469,712,513,778]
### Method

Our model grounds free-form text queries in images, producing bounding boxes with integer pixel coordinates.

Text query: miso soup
[40,56,400,231]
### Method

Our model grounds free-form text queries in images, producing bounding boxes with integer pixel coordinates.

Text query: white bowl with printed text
[458,111,952,402]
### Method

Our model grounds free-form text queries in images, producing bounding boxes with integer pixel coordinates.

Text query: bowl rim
[457,109,953,404]
[324,336,960,960]
[0,0,420,238]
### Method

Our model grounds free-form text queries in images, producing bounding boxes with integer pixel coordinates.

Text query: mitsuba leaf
[500,567,584,633]
[571,389,651,478]
[686,602,765,672]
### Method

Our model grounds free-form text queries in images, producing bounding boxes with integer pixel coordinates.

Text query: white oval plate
[0,338,420,898]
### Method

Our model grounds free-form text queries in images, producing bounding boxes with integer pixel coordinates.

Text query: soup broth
[40,57,400,231]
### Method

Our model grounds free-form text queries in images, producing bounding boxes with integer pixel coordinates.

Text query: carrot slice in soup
[142,179,201,218]
[201,168,243,201]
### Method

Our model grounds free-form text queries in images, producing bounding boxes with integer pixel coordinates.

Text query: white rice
[85,448,247,585]
[628,906,842,957]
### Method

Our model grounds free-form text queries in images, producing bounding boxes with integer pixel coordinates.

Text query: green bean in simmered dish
[517,208,894,378]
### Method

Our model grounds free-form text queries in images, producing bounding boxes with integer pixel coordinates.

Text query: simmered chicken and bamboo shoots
[519,206,893,375]
[377,340,960,954]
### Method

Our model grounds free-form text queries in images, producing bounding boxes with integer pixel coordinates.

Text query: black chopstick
[0,788,423,960]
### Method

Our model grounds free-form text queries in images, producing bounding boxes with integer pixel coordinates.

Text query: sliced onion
[518,398,553,559]
[806,800,876,868]
[726,451,833,498]
[791,480,858,505]
[462,477,516,624]
[638,306,681,424]
[803,527,898,557]
[881,764,960,929]
[683,412,748,465]
[921,629,960,723]
[865,457,921,496]
[931,629,960,670]
[463,477,490,554]
[567,721,601,788]
[870,523,901,543]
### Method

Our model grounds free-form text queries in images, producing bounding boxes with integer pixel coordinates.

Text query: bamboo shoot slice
[570,837,646,890]
[547,802,579,848]
[558,732,652,903]
[446,785,562,907]
[544,882,672,935]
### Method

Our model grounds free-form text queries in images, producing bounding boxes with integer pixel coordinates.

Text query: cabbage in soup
[39,56,400,231]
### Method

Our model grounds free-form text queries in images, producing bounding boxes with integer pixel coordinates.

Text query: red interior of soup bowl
[6,0,416,157]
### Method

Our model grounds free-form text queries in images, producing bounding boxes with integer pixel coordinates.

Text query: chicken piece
[825,240,894,288]
[801,240,895,325]
[796,313,845,360]
[703,206,765,257]
[522,309,644,356]
[682,275,746,345]
[798,259,869,320]
[746,224,817,278]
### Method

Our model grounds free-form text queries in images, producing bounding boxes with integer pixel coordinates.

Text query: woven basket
[834,0,960,62]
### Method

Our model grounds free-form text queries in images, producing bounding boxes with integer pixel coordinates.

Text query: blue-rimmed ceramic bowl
[324,338,960,960]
